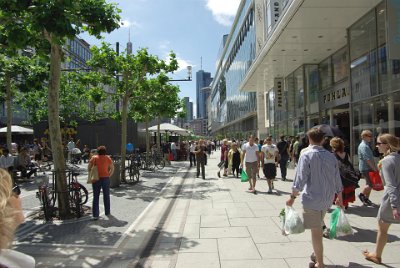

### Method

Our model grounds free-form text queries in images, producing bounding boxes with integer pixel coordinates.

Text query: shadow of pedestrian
[334,262,396,268]
[98,215,128,228]
[336,226,400,244]
[345,205,379,217]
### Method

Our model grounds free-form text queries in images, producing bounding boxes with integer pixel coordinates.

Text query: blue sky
[81,0,241,116]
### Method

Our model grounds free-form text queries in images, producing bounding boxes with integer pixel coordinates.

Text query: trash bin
[110,159,121,188]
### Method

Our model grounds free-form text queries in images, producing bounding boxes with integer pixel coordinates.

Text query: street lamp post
[169,66,192,81]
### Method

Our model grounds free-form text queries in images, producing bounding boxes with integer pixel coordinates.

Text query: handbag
[87,158,99,183]
[168,153,174,161]
[217,160,225,169]
[369,171,384,191]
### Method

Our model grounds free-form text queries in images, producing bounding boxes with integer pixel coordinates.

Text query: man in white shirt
[0,148,15,174]
[189,141,196,167]
[241,135,260,194]
[261,137,279,193]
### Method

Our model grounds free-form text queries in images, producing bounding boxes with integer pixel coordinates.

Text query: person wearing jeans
[88,146,114,220]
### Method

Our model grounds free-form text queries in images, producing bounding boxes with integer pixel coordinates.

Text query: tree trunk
[48,42,69,219]
[120,93,129,181]
[5,75,12,152]
[156,116,161,151]
[145,117,150,153]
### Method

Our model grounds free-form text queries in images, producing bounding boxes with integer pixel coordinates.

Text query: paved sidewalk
[138,150,400,268]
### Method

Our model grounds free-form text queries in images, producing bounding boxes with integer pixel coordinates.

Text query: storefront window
[319,57,332,90]
[332,47,348,83]
[305,65,319,115]
[349,10,377,62]
[294,66,304,119]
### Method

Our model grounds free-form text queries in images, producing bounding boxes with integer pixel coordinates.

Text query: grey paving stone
[218,237,261,260]
[175,252,219,268]
[200,226,250,238]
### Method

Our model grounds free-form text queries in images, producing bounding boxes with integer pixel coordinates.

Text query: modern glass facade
[261,0,400,162]
[65,38,91,70]
[210,1,257,137]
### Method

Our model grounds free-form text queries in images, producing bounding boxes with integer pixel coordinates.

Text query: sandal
[362,250,382,264]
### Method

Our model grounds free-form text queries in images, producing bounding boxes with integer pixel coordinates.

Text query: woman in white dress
[0,169,35,268]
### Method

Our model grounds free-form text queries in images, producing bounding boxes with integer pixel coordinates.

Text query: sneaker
[249,189,254,193]
[364,197,373,206]
[267,189,273,194]
[92,217,99,221]
[281,177,286,181]
[359,193,366,204]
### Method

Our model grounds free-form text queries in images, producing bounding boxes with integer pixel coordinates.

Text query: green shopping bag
[240,169,248,182]
[329,207,340,239]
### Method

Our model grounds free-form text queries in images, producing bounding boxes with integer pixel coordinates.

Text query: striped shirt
[293,145,343,211]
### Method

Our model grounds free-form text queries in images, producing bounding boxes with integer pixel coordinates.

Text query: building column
[388,97,395,135]
[329,109,334,126]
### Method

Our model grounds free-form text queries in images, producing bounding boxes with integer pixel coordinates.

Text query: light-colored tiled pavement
[139,150,400,268]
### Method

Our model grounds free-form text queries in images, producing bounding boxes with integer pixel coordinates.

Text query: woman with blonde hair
[0,169,35,267]
[363,133,400,264]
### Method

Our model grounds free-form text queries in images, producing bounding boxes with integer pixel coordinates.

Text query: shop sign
[388,0,400,59]
[274,77,284,110]
[319,82,350,110]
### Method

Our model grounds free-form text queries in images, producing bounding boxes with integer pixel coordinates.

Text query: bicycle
[35,172,56,222]
[122,154,140,183]
[140,152,155,171]
[65,165,88,218]
[152,150,165,170]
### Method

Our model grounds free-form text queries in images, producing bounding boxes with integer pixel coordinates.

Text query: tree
[88,43,178,180]
[0,0,121,218]
[0,52,48,150]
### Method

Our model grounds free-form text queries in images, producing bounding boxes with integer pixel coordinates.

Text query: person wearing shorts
[241,135,260,194]
[261,137,279,193]
[286,127,343,268]
[358,130,377,206]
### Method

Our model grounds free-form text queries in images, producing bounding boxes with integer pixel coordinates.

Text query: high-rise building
[196,70,213,119]
[183,97,193,122]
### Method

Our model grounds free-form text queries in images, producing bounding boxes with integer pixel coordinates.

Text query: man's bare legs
[311,227,324,268]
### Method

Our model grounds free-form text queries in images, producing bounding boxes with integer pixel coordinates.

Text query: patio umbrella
[0,125,34,134]
[313,124,344,137]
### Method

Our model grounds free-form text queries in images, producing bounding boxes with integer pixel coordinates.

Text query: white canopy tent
[145,123,190,136]
[0,125,34,134]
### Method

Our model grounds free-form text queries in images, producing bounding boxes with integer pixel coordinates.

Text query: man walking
[241,135,260,194]
[277,135,290,181]
[358,130,377,206]
[195,139,207,180]
[189,141,196,168]
[286,127,343,268]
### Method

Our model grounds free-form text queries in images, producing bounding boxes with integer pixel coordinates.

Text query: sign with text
[274,78,284,110]
[319,81,350,110]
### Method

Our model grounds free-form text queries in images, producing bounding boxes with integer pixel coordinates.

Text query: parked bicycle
[35,164,88,221]
[35,172,56,222]
[152,150,165,170]
[122,154,140,183]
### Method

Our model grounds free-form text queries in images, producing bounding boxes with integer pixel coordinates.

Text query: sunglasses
[12,185,21,196]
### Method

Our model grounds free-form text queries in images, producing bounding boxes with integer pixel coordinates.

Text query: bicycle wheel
[41,191,53,221]
[155,158,165,170]
[72,190,82,218]
[71,182,88,204]
[127,166,134,183]
[131,165,140,182]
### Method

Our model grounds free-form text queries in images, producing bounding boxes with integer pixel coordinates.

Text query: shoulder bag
[87,157,100,183]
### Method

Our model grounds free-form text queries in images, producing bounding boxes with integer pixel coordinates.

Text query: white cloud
[120,19,141,29]
[164,53,194,73]
[205,0,241,26]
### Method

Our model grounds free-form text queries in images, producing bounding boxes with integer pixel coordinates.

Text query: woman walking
[88,146,114,220]
[363,133,400,264]
[330,137,360,209]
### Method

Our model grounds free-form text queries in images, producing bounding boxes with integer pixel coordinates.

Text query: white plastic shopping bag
[282,206,305,235]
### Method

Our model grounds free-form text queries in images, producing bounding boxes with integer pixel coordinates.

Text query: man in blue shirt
[287,127,343,268]
[357,130,377,206]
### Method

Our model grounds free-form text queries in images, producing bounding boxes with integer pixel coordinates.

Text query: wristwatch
[290,194,297,199]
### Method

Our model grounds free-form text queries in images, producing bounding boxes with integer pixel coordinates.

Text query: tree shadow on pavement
[97,215,128,228]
